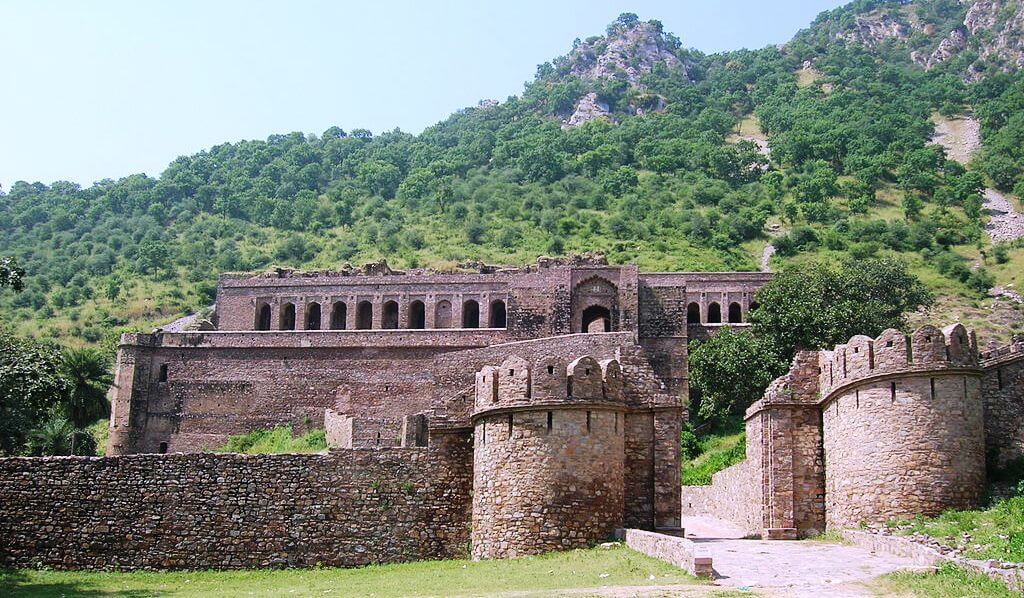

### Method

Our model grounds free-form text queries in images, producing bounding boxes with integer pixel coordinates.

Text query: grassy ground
[0,546,701,597]
[680,420,746,486]
[890,497,1024,562]
[215,425,327,454]
[873,563,1017,597]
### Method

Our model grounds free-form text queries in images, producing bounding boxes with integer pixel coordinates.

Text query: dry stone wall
[0,442,472,571]
[981,337,1024,467]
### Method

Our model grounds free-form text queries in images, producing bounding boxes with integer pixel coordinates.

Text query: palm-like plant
[61,347,113,428]
[27,411,95,456]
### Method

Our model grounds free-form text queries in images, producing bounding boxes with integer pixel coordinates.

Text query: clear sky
[0,0,846,189]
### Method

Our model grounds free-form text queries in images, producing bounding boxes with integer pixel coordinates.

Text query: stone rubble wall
[0,442,472,571]
[981,337,1024,467]
[821,326,986,529]
[680,459,762,536]
[620,529,713,578]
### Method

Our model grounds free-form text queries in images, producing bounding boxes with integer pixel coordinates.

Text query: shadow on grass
[1,569,149,597]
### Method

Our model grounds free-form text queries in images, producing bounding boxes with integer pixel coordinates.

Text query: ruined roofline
[980,334,1024,365]
[217,253,617,282]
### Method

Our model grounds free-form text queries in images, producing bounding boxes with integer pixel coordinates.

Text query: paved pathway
[682,516,928,597]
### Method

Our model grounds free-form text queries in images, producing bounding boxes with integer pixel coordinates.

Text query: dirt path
[984,188,1024,243]
[681,517,929,597]
[931,114,981,165]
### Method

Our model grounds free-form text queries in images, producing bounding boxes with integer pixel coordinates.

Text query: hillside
[2,3,1024,349]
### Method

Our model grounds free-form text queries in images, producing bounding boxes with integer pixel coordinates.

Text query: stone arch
[686,302,701,325]
[707,302,722,324]
[255,302,272,331]
[488,299,507,328]
[382,300,399,329]
[728,302,742,324]
[356,300,373,330]
[435,300,453,329]
[582,305,611,333]
[280,302,296,330]
[571,276,618,333]
[330,301,347,330]
[408,300,426,329]
[305,302,322,330]
[462,299,480,328]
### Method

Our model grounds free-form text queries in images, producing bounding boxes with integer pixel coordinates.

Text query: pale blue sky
[0,0,846,189]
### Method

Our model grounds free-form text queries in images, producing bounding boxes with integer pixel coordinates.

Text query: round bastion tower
[471,354,626,560]
[820,324,986,528]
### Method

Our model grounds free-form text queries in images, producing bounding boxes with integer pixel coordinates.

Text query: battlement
[981,334,1024,365]
[473,354,624,415]
[817,324,979,400]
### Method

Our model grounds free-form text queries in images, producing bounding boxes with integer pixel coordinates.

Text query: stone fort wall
[683,324,1021,537]
[471,356,626,559]
[0,437,472,570]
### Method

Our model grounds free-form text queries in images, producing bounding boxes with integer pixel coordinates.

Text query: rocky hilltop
[538,14,692,127]
[808,0,1024,79]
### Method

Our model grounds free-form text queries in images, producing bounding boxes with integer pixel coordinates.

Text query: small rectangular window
[890,381,897,403]
[614,412,618,433]
[158,363,168,383]
[158,442,168,454]
[481,423,486,446]
[998,368,1004,390]
[930,378,936,401]
[546,411,553,433]
[507,413,513,438]
[586,411,592,434]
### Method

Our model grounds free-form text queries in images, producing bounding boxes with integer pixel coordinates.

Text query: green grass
[874,563,1017,597]
[892,497,1024,562]
[215,425,327,454]
[0,545,700,597]
[680,421,746,486]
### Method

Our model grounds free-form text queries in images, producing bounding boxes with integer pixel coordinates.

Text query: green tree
[0,331,70,455]
[751,257,933,356]
[0,257,25,291]
[61,347,113,428]
[689,329,788,424]
[27,410,96,456]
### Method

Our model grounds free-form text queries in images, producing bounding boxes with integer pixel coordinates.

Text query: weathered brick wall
[0,441,472,571]
[108,331,505,455]
[821,326,986,529]
[981,338,1024,467]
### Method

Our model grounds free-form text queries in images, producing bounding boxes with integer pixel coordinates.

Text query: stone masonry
[683,324,1024,537]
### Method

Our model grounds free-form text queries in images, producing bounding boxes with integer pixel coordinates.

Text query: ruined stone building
[2,255,1023,572]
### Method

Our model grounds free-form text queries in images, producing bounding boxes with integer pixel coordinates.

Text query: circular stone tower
[471,354,626,560]
[820,324,986,528]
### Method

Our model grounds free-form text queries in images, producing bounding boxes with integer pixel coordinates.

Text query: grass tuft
[216,425,326,455]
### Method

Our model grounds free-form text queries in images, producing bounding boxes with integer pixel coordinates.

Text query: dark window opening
[507,413,513,438]
[330,301,347,330]
[582,305,611,333]
[686,302,701,324]
[547,411,553,433]
[707,302,722,324]
[408,300,426,329]
[586,411,592,434]
[255,303,272,331]
[280,303,296,330]
[356,301,373,330]
[547,365,555,375]
[158,442,168,454]
[305,303,321,330]
[462,300,480,328]
[728,302,742,323]
[488,300,507,328]
[158,363,168,383]
[382,300,399,329]
[998,368,1004,390]
[749,301,760,313]
[890,381,897,403]
[930,377,936,400]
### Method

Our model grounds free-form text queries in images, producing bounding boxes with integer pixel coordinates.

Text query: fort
[1,254,1023,575]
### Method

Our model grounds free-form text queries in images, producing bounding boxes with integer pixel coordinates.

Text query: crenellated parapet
[473,354,624,416]
[818,324,980,401]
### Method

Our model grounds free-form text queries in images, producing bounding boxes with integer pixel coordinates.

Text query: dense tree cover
[0,330,70,455]
[689,257,933,424]
[0,7,1018,347]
